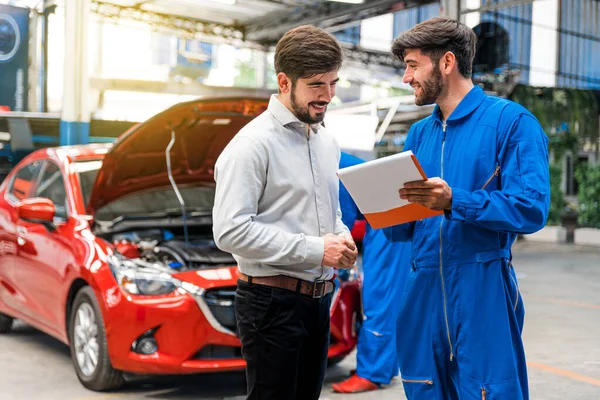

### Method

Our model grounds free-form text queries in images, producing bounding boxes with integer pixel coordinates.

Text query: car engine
[110,228,236,272]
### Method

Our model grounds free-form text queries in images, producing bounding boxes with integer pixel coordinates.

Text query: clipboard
[337,150,443,229]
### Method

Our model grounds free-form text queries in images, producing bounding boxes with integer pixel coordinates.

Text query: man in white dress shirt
[212,25,358,400]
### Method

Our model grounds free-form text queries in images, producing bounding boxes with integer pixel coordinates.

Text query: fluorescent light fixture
[326,0,365,3]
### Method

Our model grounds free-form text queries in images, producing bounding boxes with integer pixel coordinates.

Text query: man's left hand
[399,177,452,210]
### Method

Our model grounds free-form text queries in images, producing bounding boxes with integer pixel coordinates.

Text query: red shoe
[332,374,380,393]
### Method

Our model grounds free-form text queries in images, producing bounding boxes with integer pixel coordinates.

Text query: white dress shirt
[212,94,349,282]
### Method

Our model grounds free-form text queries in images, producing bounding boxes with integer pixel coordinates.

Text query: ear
[440,51,457,76]
[277,72,292,94]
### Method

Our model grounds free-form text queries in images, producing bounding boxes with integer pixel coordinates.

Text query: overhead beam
[90,0,245,40]
[340,43,406,71]
[245,0,429,44]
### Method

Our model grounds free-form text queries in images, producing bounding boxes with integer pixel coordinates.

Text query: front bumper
[101,284,244,375]
[100,278,361,375]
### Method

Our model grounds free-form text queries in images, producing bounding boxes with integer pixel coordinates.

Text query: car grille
[192,345,242,360]
[203,287,238,334]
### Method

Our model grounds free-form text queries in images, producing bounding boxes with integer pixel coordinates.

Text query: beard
[413,64,444,106]
[290,86,327,124]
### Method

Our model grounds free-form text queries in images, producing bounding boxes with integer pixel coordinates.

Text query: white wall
[360,13,394,52]
[529,0,559,87]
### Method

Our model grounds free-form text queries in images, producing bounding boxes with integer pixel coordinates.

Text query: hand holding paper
[337,151,444,229]
[400,177,452,211]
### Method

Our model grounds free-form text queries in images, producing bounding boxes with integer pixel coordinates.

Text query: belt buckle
[312,280,326,298]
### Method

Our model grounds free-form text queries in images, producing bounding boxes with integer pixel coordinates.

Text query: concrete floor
[1,241,599,400]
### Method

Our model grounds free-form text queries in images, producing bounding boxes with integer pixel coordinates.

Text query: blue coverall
[384,86,550,400]
[339,152,410,385]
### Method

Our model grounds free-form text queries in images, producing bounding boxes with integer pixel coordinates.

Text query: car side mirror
[17,198,57,232]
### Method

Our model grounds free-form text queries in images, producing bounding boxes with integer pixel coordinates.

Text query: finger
[405,195,433,205]
[340,258,354,269]
[337,255,352,268]
[343,237,356,251]
[403,179,431,189]
[341,247,355,258]
[401,188,434,196]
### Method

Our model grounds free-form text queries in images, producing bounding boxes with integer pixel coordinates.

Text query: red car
[0,98,361,391]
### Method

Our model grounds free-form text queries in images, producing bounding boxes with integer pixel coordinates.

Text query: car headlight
[109,257,179,296]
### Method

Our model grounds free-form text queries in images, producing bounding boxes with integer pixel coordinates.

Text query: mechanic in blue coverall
[332,152,411,393]
[385,18,550,400]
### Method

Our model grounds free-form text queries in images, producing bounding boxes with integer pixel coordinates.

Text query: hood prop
[166,129,190,249]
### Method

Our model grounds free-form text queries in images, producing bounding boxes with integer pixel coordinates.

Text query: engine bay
[108,228,236,273]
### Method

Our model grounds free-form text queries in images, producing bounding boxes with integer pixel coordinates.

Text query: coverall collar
[432,85,486,123]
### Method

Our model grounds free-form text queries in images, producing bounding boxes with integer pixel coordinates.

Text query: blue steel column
[60,0,90,145]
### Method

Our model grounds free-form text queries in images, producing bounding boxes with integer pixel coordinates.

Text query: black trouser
[235,279,332,400]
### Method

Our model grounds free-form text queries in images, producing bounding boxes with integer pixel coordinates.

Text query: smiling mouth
[310,103,327,112]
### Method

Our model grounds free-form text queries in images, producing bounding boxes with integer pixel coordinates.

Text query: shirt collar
[268,94,323,134]
[432,85,486,123]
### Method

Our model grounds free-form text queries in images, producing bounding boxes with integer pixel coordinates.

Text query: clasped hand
[322,233,358,269]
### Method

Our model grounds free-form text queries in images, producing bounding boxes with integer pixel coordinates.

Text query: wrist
[444,187,453,210]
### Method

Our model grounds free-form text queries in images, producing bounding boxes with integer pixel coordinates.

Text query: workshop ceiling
[92,0,430,45]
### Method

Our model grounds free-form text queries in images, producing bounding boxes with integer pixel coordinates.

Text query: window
[72,160,102,209]
[34,161,68,219]
[8,161,42,201]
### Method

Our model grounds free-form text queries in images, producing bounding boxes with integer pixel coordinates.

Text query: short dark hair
[391,17,477,78]
[274,25,343,83]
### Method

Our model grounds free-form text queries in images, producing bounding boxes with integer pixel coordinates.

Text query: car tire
[68,286,124,391]
[0,313,13,334]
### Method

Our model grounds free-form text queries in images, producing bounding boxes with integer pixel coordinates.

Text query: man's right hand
[322,234,358,269]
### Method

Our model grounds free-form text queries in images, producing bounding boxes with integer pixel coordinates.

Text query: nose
[320,85,333,103]
[402,69,412,84]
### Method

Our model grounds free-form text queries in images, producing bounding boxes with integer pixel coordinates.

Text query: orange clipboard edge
[364,154,442,228]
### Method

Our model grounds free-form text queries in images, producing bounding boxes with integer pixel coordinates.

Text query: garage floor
[1,241,599,400]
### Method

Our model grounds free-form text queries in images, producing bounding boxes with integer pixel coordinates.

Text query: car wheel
[0,312,13,334]
[68,286,124,391]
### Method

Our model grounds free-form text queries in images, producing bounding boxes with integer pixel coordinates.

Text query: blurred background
[0,0,598,233]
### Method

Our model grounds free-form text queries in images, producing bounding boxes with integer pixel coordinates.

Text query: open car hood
[87,97,269,216]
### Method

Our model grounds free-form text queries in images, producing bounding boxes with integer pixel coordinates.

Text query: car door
[0,160,42,318]
[13,160,76,334]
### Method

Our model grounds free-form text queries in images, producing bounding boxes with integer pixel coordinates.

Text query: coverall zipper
[440,121,454,361]
[481,165,500,190]
[401,378,434,385]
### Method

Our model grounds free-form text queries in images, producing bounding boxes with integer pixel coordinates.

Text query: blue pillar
[60,0,91,145]
[59,120,90,146]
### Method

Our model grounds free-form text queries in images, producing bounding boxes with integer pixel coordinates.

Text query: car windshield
[73,160,216,221]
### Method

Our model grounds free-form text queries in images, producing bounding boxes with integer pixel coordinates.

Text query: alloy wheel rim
[73,302,99,376]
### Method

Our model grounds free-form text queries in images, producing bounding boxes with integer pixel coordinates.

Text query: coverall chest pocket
[480,163,501,192]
